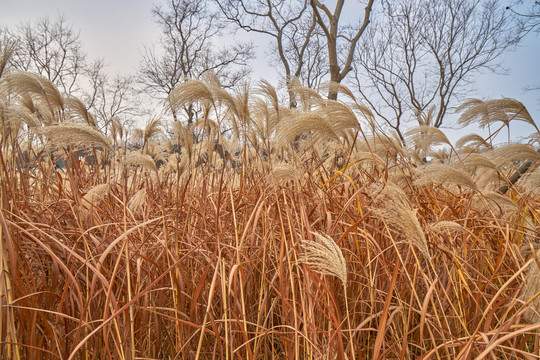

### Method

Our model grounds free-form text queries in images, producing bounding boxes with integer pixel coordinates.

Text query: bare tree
[310,0,374,100]
[215,0,327,108]
[8,15,86,95]
[506,1,540,33]
[139,0,253,123]
[0,36,15,78]
[355,0,526,142]
[83,59,137,134]
[4,16,139,133]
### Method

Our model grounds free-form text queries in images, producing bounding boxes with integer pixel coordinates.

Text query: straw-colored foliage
[2,71,540,359]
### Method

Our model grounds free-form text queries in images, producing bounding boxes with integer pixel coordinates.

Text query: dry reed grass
[1,71,539,360]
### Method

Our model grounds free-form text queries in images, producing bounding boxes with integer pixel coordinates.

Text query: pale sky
[1,0,539,141]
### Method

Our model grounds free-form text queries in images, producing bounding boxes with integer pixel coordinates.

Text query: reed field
[1,70,540,359]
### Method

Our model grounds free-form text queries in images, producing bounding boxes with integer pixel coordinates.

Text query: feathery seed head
[38,123,112,150]
[455,133,490,150]
[127,188,147,214]
[167,79,213,114]
[372,184,431,261]
[125,152,157,172]
[268,163,297,185]
[414,164,480,192]
[298,232,347,286]
[405,125,451,151]
[275,112,338,148]
[458,98,535,128]
[520,248,540,323]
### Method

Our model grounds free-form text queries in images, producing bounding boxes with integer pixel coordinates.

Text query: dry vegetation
[1,70,540,359]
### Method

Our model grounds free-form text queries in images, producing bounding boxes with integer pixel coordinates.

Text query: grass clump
[1,70,540,359]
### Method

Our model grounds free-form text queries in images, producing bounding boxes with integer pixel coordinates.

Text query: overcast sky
[1,0,539,141]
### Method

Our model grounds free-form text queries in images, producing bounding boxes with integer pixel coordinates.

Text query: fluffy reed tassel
[520,249,540,323]
[4,105,41,128]
[1,72,64,111]
[268,163,297,185]
[461,153,497,171]
[298,232,347,286]
[64,96,97,127]
[320,81,357,103]
[405,125,451,150]
[39,123,112,150]
[82,184,111,207]
[290,77,323,107]
[427,221,466,234]
[128,188,147,213]
[372,184,432,261]
[298,231,354,359]
[357,133,403,160]
[478,191,518,211]
[415,164,480,192]
[315,100,360,135]
[487,143,540,164]
[520,167,540,193]
[457,98,536,128]
[125,153,157,172]
[256,79,280,113]
[455,133,490,150]
[81,184,111,217]
[167,79,213,112]
[276,113,338,147]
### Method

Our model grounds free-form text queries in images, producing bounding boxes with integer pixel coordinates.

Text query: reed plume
[141,118,162,150]
[0,38,15,78]
[110,117,125,144]
[3,104,41,129]
[275,112,338,148]
[461,153,498,172]
[357,133,404,160]
[405,125,451,150]
[479,191,518,212]
[520,167,540,193]
[415,164,480,192]
[268,163,297,185]
[372,184,431,261]
[125,152,157,172]
[298,232,347,286]
[487,143,540,165]
[455,133,490,150]
[167,79,213,113]
[416,105,437,126]
[64,96,97,127]
[81,183,111,218]
[314,100,360,135]
[172,121,193,161]
[127,188,147,214]
[38,123,112,150]
[457,98,536,129]
[520,245,540,323]
[1,72,64,124]
[320,81,357,104]
[427,221,467,234]
[256,79,280,114]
